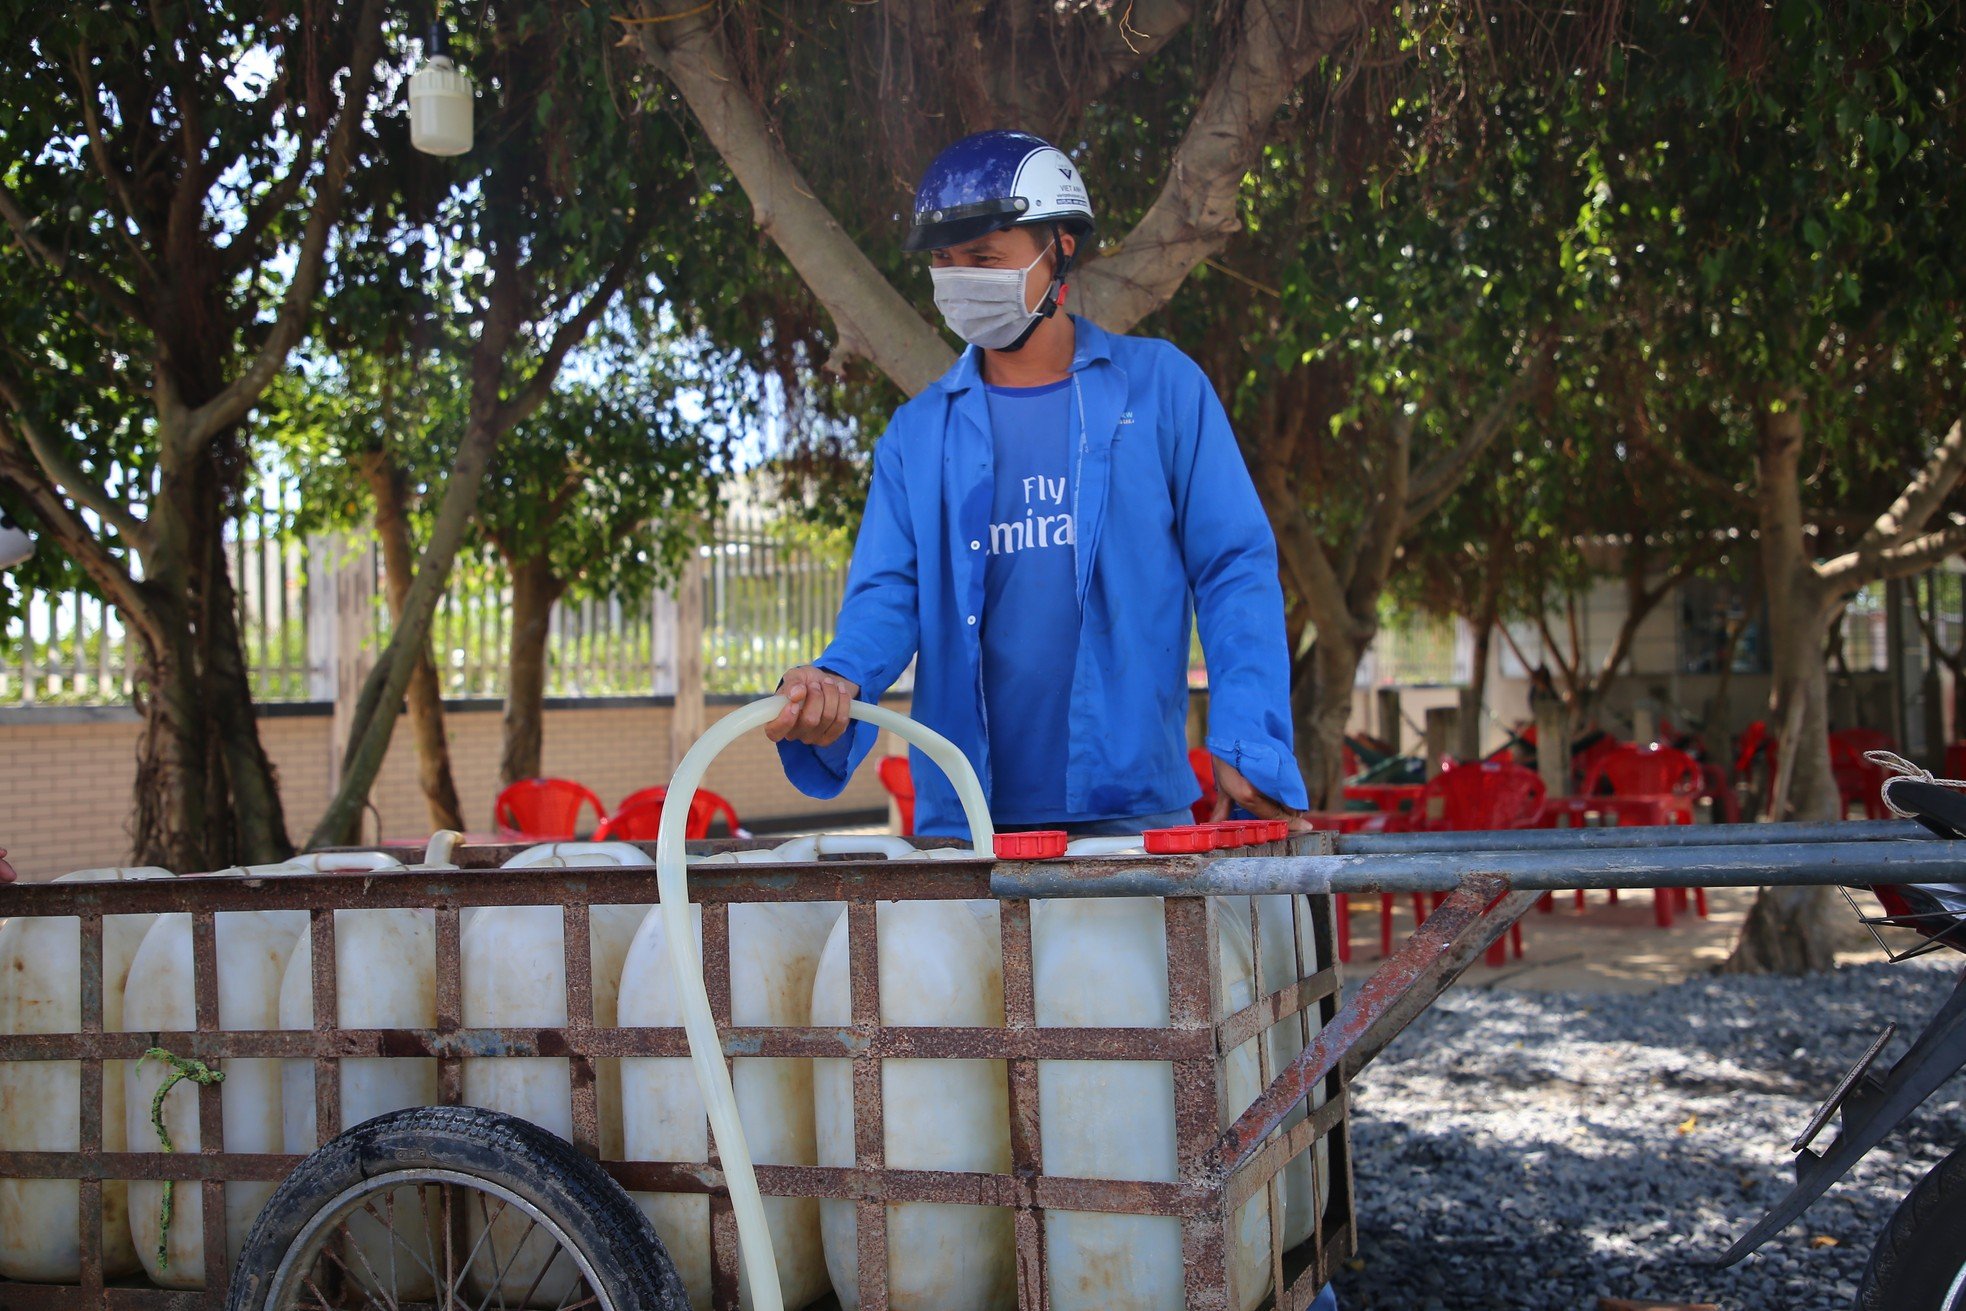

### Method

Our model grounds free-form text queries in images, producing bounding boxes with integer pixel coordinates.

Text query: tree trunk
[1300,627,1366,809]
[500,555,568,785]
[363,453,465,832]
[1726,395,1847,973]
[128,435,292,871]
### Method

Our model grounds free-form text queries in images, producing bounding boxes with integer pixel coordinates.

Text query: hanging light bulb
[409,16,473,156]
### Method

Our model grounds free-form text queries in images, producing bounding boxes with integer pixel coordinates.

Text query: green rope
[141,1046,225,1272]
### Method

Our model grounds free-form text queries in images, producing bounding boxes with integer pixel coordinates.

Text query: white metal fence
[1,492,863,707]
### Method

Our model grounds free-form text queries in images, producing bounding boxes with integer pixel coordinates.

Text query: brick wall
[0,697,907,882]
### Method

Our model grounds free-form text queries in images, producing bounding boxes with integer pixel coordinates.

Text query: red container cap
[1143,825,1216,854]
[1203,821,1250,850]
[994,830,1069,860]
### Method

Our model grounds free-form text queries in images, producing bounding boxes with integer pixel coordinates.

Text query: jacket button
[967,615,977,625]
[970,540,981,550]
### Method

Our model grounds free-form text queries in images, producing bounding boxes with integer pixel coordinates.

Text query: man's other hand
[767,667,862,746]
[0,848,16,883]
[1210,758,1313,833]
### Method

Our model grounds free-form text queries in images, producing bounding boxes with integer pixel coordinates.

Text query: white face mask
[929,239,1058,351]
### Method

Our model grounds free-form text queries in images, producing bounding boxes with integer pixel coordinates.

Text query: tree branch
[628,0,955,394]
[1626,394,1758,514]
[0,182,146,324]
[1351,407,1413,613]
[1851,418,1966,559]
[186,0,385,446]
[1251,459,1359,644]
[0,423,157,646]
[1909,576,1966,670]
[1535,609,1577,687]
[1497,617,1538,677]
[1825,521,1966,587]
[1406,350,1547,520]
[69,42,162,261]
[494,235,653,433]
[0,367,149,548]
[1074,0,1373,331]
[1081,0,1201,99]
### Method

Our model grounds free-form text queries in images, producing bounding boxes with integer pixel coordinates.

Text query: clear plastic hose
[654,696,992,1311]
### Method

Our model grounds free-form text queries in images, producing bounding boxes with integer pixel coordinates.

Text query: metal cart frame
[0,832,1357,1311]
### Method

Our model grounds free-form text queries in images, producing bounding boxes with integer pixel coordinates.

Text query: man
[770,129,1309,839]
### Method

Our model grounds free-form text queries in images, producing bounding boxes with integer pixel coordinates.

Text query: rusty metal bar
[560,902,600,1160]
[76,911,105,1305]
[1222,1094,1349,1214]
[1338,816,1926,854]
[0,1021,1228,1064]
[433,905,463,1108]
[0,861,999,917]
[308,907,342,1147]
[1216,876,1507,1176]
[1165,895,1230,1310]
[1339,887,1546,1084]
[188,910,229,1301]
[1215,968,1341,1056]
[701,901,740,1311]
[997,897,1048,1311]
[0,1286,206,1309]
[846,900,889,1311]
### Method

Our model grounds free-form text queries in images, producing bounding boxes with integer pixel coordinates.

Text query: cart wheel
[225,1105,687,1311]
[1857,1142,1966,1310]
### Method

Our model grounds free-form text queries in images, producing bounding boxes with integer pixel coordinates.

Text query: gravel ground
[1328,955,1966,1311]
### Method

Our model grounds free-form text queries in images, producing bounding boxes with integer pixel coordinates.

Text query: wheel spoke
[260,1140,632,1311]
[470,1215,542,1311]
[361,1193,444,1292]
[332,1204,398,1309]
[511,1234,567,1311]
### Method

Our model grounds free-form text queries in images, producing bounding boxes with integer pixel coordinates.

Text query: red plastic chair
[593,790,669,841]
[1188,747,1217,823]
[1830,729,1896,820]
[1375,762,1543,965]
[1582,743,1701,810]
[1579,743,1707,926]
[693,789,744,838]
[494,778,605,840]
[878,755,917,836]
[592,786,746,842]
[1410,761,1548,833]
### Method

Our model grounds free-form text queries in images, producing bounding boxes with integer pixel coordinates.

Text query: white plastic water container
[0,866,171,1282]
[810,899,1016,1311]
[1251,893,1330,1249]
[1031,896,1274,1311]
[461,843,653,1305]
[618,899,842,1310]
[123,901,308,1287]
[278,904,439,1298]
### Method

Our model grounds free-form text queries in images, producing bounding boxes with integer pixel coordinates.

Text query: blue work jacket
[778,316,1309,837]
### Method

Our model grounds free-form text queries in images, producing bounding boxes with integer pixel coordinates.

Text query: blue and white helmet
[903,130,1095,252]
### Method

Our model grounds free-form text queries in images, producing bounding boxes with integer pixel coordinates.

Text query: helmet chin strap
[997,224,1074,354]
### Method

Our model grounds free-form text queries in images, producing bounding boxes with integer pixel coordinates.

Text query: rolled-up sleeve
[777,430,922,797]
[1167,352,1310,811]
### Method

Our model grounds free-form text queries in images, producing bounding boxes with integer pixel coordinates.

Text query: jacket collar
[933,316,1115,395]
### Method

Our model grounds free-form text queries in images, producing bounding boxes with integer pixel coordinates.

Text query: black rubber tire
[225,1105,688,1311]
[1857,1143,1966,1311]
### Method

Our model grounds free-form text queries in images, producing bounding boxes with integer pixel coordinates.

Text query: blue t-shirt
[982,379,1081,823]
